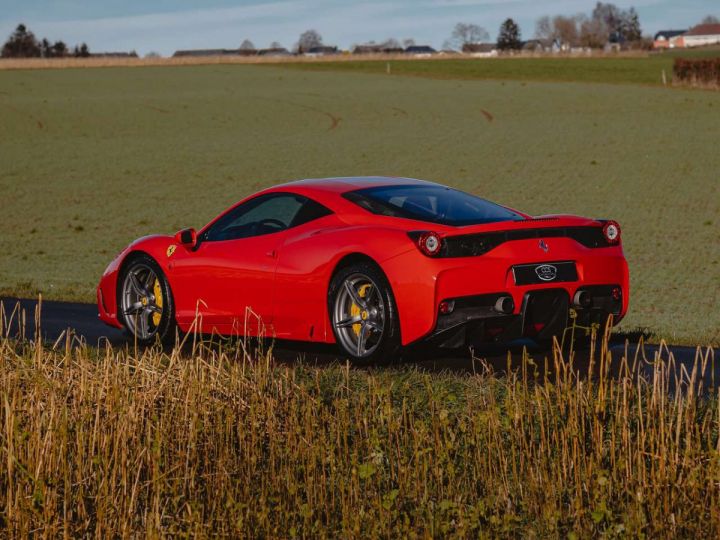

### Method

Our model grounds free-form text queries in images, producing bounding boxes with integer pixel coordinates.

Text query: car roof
[271,176,441,194]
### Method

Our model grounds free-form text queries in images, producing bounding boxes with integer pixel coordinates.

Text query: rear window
[343,185,523,226]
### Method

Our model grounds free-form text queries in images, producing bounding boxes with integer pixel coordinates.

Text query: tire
[328,262,400,365]
[118,254,177,346]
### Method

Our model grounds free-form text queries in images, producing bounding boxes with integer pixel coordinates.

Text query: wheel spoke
[143,269,156,291]
[124,302,143,316]
[365,320,382,332]
[147,305,162,314]
[344,280,367,309]
[336,315,361,328]
[129,272,147,296]
[356,326,366,356]
[136,311,149,338]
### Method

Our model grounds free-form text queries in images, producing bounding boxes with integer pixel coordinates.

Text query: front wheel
[328,263,400,365]
[119,254,176,346]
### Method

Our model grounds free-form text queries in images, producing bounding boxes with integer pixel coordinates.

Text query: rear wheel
[328,263,400,365]
[119,254,176,346]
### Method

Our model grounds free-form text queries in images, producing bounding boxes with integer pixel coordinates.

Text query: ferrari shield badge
[166,245,177,258]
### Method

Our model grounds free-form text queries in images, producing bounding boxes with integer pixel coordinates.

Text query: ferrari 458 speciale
[98,177,629,362]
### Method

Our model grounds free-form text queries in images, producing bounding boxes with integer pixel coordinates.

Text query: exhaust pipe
[494,295,514,315]
[573,290,592,309]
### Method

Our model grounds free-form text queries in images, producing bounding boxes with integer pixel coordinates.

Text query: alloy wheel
[332,273,386,358]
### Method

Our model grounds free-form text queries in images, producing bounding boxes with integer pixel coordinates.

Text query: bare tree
[701,15,719,24]
[449,22,490,49]
[535,16,553,40]
[623,7,642,42]
[553,15,581,47]
[145,51,161,58]
[580,16,606,48]
[297,29,323,53]
[402,38,415,48]
[269,41,283,49]
[380,38,401,50]
[239,39,255,50]
[535,14,586,46]
[537,4,644,50]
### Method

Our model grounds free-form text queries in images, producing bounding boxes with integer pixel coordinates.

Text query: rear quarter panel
[272,217,418,343]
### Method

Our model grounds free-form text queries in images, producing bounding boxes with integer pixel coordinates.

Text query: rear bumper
[381,237,629,346]
[426,285,623,348]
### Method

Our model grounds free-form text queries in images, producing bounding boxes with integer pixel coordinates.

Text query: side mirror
[174,227,197,248]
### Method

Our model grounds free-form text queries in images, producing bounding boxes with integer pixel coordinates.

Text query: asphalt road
[1,297,716,390]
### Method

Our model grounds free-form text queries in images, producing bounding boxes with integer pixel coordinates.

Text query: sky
[0,0,716,56]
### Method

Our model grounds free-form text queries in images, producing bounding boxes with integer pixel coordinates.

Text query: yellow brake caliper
[152,279,163,326]
[350,284,370,336]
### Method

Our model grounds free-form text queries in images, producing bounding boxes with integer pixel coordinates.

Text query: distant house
[405,45,436,55]
[304,46,338,56]
[258,47,291,57]
[677,24,720,48]
[237,48,258,57]
[520,39,558,53]
[352,43,404,54]
[653,29,687,49]
[173,49,241,57]
[462,43,498,56]
[353,44,384,54]
[90,51,138,58]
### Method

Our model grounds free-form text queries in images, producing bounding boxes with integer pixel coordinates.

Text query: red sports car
[97,177,629,362]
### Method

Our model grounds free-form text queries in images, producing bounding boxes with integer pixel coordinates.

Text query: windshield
[343,184,523,226]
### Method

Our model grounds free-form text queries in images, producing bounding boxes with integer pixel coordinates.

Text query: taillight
[409,231,443,257]
[602,220,621,244]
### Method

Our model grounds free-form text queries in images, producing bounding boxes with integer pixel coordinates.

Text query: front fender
[97,234,176,326]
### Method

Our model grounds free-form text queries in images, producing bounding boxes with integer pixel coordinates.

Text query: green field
[1,63,719,343]
[283,47,720,86]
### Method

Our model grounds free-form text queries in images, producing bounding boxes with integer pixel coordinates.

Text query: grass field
[1,64,718,343]
[281,46,720,86]
[1,332,718,536]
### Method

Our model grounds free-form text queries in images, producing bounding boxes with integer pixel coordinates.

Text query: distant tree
[623,7,642,42]
[239,39,255,50]
[73,42,90,57]
[535,16,553,40]
[51,40,68,57]
[538,4,642,49]
[402,38,415,48]
[1,24,41,58]
[579,16,607,48]
[145,51,161,58]
[701,15,719,24]
[297,29,323,53]
[41,37,51,57]
[592,2,622,35]
[380,38,401,49]
[590,2,642,43]
[449,22,489,49]
[553,15,584,47]
[497,18,522,50]
[269,41,283,49]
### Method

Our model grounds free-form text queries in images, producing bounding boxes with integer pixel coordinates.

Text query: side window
[203,193,331,242]
[291,198,333,227]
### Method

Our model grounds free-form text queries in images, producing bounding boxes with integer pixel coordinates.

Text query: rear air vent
[440,226,614,258]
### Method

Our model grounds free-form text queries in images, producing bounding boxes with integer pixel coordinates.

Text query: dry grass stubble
[0,301,718,536]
